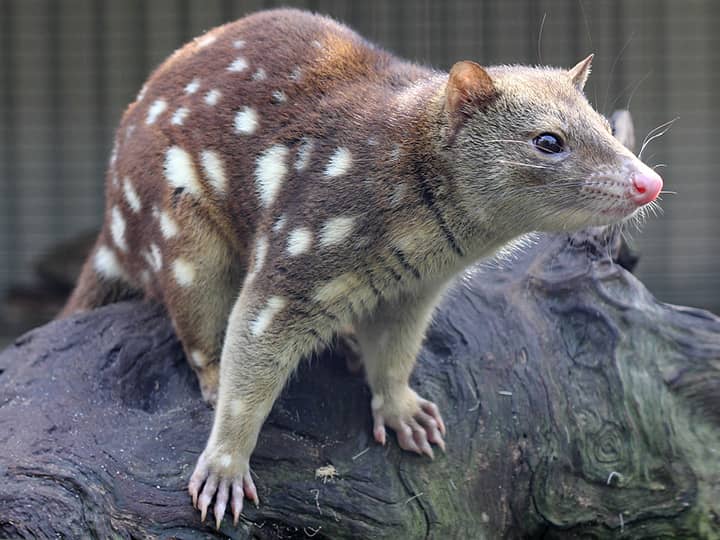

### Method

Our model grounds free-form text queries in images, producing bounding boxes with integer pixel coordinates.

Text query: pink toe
[244,470,259,505]
[214,478,230,529]
[232,482,244,525]
[374,424,387,445]
[198,474,219,522]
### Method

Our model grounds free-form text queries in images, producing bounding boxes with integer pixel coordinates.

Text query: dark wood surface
[1,227,718,539]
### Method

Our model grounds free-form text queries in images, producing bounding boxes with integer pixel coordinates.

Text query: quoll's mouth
[582,163,664,222]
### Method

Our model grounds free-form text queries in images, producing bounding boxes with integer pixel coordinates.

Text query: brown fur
[62,9,661,526]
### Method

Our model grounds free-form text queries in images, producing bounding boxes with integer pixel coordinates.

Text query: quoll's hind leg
[188,283,332,527]
[336,324,364,374]
[59,237,142,318]
[161,219,245,405]
[355,288,447,458]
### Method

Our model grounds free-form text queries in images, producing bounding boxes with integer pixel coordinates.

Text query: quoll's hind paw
[188,451,259,528]
[371,389,446,459]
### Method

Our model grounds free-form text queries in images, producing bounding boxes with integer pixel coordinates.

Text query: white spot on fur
[255,144,289,207]
[109,141,119,166]
[219,454,232,468]
[172,258,195,287]
[146,99,167,124]
[203,89,221,106]
[136,83,148,102]
[125,124,136,139]
[234,106,258,135]
[200,150,227,194]
[184,78,200,94]
[389,143,402,161]
[110,206,127,252]
[227,57,248,72]
[286,227,312,256]
[233,39,246,49]
[319,216,355,247]
[311,40,322,49]
[294,137,314,171]
[289,66,302,81]
[143,243,163,272]
[325,147,352,177]
[191,350,210,368]
[390,183,407,207]
[171,106,189,125]
[246,235,268,283]
[164,146,201,195]
[230,399,245,417]
[367,137,378,146]
[94,245,124,279]
[197,34,216,48]
[159,211,178,239]
[122,177,142,213]
[252,68,267,81]
[271,90,287,103]
[250,296,287,336]
[272,214,287,233]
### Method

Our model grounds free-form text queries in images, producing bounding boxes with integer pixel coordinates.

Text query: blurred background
[0,0,717,346]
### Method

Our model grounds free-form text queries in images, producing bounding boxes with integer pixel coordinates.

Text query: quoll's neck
[370,76,523,272]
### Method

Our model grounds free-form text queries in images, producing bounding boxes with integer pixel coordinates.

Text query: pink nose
[631,169,663,205]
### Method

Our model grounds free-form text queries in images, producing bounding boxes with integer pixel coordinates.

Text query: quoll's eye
[533,132,565,154]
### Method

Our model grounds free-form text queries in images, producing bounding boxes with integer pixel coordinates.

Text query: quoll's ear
[568,54,594,92]
[446,61,497,117]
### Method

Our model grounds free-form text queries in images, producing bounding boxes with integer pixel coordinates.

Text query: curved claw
[243,470,259,506]
[214,478,230,529]
[419,398,446,436]
[396,423,422,454]
[188,456,209,509]
[232,482,244,525]
[416,410,446,452]
[198,473,219,522]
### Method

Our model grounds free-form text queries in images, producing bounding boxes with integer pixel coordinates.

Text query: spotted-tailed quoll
[61,8,664,527]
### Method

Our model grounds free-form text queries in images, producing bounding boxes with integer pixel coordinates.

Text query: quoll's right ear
[445,61,497,119]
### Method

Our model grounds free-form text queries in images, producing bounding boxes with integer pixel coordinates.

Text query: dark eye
[533,132,565,154]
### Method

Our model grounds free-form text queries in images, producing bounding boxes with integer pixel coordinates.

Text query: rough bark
[1,226,719,539]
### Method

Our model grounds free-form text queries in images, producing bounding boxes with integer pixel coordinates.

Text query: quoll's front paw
[188,448,258,528]
[372,386,446,458]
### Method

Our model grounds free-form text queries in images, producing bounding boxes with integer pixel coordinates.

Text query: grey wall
[1,0,718,313]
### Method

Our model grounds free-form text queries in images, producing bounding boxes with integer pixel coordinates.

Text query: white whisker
[498,159,549,170]
[638,117,679,160]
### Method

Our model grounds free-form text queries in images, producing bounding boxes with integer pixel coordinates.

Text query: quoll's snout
[630,166,663,206]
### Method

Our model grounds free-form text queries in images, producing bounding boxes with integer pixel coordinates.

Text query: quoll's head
[443,55,663,232]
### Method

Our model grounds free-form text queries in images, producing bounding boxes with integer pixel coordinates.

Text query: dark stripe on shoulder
[384,262,403,282]
[288,292,340,323]
[412,163,465,258]
[393,249,421,279]
[364,272,382,298]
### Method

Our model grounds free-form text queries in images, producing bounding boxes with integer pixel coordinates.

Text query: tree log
[1,226,719,539]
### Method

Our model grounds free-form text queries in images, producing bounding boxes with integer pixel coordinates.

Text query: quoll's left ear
[568,54,594,92]
[446,61,497,117]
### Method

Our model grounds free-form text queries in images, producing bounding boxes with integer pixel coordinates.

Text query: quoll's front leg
[355,289,447,458]
[188,288,323,527]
